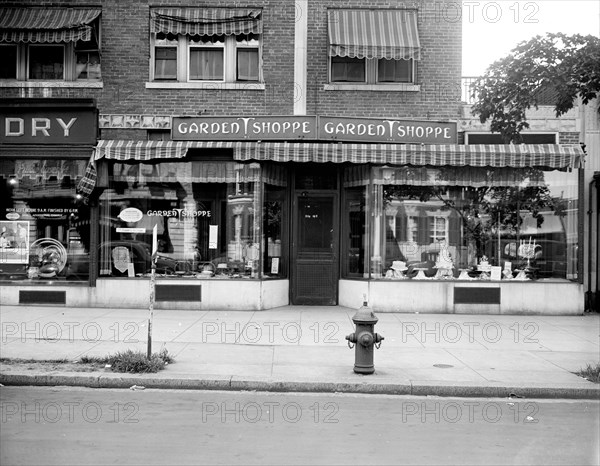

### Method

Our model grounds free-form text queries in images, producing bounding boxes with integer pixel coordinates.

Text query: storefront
[0,98,96,305]
[0,112,584,313]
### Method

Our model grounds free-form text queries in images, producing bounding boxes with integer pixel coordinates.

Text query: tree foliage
[471,33,600,143]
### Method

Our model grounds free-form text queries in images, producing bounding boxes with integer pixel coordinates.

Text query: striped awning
[328,9,421,60]
[92,140,238,161]
[0,7,101,43]
[77,140,584,197]
[150,8,262,37]
[235,142,584,169]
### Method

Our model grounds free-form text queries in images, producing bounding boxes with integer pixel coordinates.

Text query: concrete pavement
[1,304,599,399]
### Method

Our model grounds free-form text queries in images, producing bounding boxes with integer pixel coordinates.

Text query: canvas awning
[234,142,584,169]
[0,7,101,43]
[328,9,421,60]
[150,8,262,37]
[77,140,584,197]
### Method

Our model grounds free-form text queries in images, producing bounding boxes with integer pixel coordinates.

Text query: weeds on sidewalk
[1,348,174,375]
[576,363,600,383]
[81,347,174,374]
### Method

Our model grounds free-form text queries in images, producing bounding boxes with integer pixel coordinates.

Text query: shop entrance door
[291,192,339,305]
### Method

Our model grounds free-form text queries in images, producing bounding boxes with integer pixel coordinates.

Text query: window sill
[146,82,265,90]
[0,80,103,88]
[323,83,420,92]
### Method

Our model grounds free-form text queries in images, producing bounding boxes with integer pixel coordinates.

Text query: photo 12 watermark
[399,321,539,344]
[201,321,340,344]
[201,401,339,424]
[1,321,141,344]
[430,1,540,24]
[401,400,539,424]
[1,401,139,424]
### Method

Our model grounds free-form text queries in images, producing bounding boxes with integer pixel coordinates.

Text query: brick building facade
[0,1,586,313]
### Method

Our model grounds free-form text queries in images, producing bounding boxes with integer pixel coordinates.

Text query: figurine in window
[87,54,101,79]
[0,230,8,249]
[385,260,408,279]
[76,55,88,79]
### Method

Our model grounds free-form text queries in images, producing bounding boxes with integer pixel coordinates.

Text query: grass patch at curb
[81,348,174,374]
[576,363,600,383]
[1,348,174,375]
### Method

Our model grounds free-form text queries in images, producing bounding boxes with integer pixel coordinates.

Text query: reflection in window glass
[0,160,90,281]
[99,161,268,279]
[0,45,17,79]
[374,166,578,281]
[237,49,259,81]
[331,56,365,82]
[264,184,286,278]
[154,47,177,80]
[378,58,412,83]
[343,187,366,278]
[29,45,64,79]
[76,51,101,80]
[190,49,224,80]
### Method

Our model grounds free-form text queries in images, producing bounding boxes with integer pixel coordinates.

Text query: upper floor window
[0,7,101,82]
[327,9,420,85]
[150,8,262,83]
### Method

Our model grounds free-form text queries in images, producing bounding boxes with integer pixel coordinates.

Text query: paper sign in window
[112,246,130,273]
[209,225,218,249]
[271,257,279,274]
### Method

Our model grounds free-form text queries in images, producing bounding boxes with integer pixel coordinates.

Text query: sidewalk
[1,304,599,399]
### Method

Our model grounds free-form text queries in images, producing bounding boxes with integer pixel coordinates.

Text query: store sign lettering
[4,118,77,137]
[172,116,457,144]
[147,209,211,218]
[319,117,457,144]
[0,104,97,145]
[174,116,316,141]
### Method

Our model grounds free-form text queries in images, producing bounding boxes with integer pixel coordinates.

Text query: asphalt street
[1,386,598,466]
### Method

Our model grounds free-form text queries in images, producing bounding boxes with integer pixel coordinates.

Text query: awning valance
[328,9,421,60]
[0,7,101,43]
[150,8,262,37]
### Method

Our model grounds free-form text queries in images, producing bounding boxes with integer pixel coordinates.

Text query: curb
[1,373,599,400]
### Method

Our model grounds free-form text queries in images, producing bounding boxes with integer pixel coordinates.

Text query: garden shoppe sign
[173,116,457,144]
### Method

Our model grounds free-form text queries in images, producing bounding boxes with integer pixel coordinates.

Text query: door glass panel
[298,197,333,252]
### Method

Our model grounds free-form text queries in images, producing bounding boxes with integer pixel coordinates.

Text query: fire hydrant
[345,298,384,374]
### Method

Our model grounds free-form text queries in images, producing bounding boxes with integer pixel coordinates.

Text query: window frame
[235,33,260,82]
[153,34,179,81]
[188,35,226,82]
[329,56,416,85]
[0,30,102,84]
[150,32,262,84]
[0,44,18,79]
[376,58,414,83]
[27,44,66,81]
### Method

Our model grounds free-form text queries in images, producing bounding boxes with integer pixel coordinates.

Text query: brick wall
[559,132,581,144]
[306,0,462,120]
[1,0,462,130]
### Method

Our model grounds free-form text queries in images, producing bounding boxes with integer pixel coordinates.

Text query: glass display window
[370,166,579,281]
[263,165,287,278]
[97,160,284,280]
[0,159,91,281]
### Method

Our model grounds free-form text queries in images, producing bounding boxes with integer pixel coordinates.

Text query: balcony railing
[461,76,559,106]
[461,76,478,105]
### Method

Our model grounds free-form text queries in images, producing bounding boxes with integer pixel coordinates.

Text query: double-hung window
[327,9,420,86]
[0,7,101,82]
[150,8,262,83]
